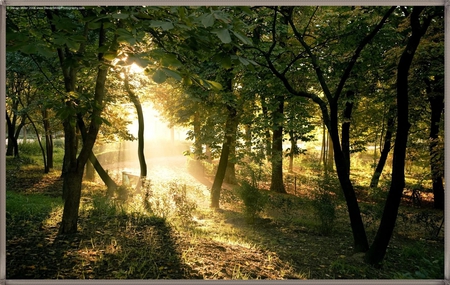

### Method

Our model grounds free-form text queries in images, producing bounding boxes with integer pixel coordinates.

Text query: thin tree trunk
[124,72,147,190]
[6,111,19,157]
[89,151,118,196]
[288,130,295,173]
[85,159,95,181]
[211,105,237,208]
[25,112,48,173]
[320,121,326,169]
[327,132,334,172]
[365,7,432,265]
[77,113,118,194]
[370,113,394,188]
[270,95,286,193]
[193,111,202,158]
[329,102,369,252]
[224,118,238,185]
[341,91,354,175]
[42,108,54,169]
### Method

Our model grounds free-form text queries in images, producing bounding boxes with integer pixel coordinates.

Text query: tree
[123,67,147,190]
[252,6,396,252]
[365,6,438,266]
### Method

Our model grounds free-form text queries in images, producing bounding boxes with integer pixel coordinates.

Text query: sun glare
[129,62,144,74]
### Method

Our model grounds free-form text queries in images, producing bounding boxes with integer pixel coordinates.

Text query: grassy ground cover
[5,151,444,279]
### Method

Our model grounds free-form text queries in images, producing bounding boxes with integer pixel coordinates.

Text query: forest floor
[5,156,445,280]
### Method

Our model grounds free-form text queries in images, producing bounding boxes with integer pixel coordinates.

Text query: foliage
[6,157,444,279]
[311,175,339,235]
[393,241,444,279]
[145,181,198,227]
[237,180,269,224]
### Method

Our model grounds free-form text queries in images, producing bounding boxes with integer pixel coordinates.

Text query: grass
[5,143,445,279]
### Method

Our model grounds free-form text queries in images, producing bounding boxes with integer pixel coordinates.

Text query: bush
[144,181,197,227]
[311,174,338,235]
[394,253,444,279]
[237,161,269,189]
[18,141,42,156]
[237,180,268,224]
[169,182,197,226]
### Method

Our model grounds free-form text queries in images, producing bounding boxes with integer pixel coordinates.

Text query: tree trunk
[365,7,431,265]
[193,111,202,158]
[425,77,444,210]
[85,159,95,181]
[6,111,19,157]
[224,117,238,185]
[59,169,84,234]
[329,102,369,252]
[320,122,326,169]
[89,151,118,196]
[25,112,49,173]
[211,105,237,208]
[288,130,295,173]
[59,19,114,234]
[341,91,354,175]
[370,114,394,188]
[326,132,334,173]
[125,72,147,190]
[77,106,119,196]
[270,95,286,193]
[42,108,54,169]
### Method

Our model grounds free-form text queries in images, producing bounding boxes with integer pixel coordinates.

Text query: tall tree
[253,6,396,252]
[365,6,437,265]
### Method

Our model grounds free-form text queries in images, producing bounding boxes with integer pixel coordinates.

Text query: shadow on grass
[6,158,195,279]
[6,194,197,279]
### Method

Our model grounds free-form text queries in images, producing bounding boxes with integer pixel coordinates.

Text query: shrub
[18,141,42,155]
[237,180,268,224]
[144,181,197,227]
[168,182,197,226]
[311,174,338,235]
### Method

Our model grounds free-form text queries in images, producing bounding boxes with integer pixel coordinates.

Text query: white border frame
[0,1,447,285]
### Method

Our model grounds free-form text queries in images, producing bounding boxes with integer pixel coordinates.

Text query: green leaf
[213,29,231,44]
[231,30,253,45]
[161,54,182,68]
[65,40,79,51]
[162,68,182,81]
[97,45,109,53]
[20,44,38,55]
[152,69,167,83]
[238,56,249,65]
[36,45,55,58]
[70,35,86,42]
[205,80,222,91]
[103,51,117,61]
[238,6,253,15]
[88,21,102,30]
[112,13,129,19]
[150,21,174,31]
[202,14,215,28]
[117,36,136,45]
[213,12,231,23]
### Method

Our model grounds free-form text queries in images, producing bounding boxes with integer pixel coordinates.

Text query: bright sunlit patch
[129,62,144,74]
